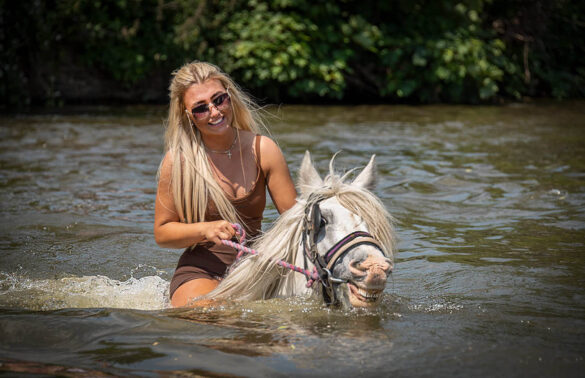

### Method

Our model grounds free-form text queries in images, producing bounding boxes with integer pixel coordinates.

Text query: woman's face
[183,79,233,137]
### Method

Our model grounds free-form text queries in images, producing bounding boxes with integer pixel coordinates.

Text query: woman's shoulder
[159,148,188,174]
[160,148,178,166]
[256,135,286,172]
[258,135,281,154]
[237,130,279,154]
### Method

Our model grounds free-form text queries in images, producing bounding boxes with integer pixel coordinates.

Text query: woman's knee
[171,278,219,307]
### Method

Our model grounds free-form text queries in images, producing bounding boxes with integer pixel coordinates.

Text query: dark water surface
[1,102,584,376]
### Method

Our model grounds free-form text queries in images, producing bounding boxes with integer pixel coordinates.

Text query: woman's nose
[209,103,222,117]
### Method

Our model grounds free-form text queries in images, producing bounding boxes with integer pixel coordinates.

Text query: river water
[0,102,584,376]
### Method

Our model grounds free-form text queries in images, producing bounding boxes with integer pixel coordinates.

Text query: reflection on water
[0,102,584,376]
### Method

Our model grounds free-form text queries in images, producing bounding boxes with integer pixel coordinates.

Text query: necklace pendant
[227,150,232,159]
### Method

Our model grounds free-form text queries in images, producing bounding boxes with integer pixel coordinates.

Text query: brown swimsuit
[169,135,266,298]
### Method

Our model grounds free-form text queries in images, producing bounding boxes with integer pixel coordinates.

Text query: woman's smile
[209,115,225,126]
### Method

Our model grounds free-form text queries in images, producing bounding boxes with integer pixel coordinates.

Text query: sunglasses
[189,92,231,120]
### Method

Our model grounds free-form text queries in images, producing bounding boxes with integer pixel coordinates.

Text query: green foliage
[171,0,352,100]
[2,0,584,106]
[55,0,181,83]
[381,30,510,102]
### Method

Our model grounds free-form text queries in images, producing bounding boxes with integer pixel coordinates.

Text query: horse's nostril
[350,259,367,274]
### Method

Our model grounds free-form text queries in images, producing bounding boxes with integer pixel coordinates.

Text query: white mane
[207,154,395,302]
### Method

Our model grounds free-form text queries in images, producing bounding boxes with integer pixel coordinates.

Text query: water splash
[0,272,170,311]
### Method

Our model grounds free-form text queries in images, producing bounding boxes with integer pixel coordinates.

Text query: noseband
[302,196,386,306]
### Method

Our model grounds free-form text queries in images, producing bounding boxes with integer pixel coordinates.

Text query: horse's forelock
[335,186,395,259]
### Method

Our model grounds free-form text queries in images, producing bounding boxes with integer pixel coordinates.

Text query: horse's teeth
[357,288,381,298]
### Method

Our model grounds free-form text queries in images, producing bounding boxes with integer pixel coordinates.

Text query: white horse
[208,151,395,308]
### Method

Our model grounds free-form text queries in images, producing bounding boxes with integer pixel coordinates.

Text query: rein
[221,224,320,286]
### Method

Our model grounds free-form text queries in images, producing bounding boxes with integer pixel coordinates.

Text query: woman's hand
[203,220,236,246]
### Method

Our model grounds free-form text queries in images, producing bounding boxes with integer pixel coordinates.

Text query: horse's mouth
[347,282,383,307]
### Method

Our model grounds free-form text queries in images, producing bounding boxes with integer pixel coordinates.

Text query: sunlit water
[1,102,584,376]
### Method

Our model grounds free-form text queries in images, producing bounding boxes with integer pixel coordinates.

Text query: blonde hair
[161,61,265,224]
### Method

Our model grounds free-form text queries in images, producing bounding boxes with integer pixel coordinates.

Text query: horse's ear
[352,155,377,190]
[298,151,323,194]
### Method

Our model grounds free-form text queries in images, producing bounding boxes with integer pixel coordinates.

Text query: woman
[154,61,297,307]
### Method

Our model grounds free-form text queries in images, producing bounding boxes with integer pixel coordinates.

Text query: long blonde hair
[162,61,265,224]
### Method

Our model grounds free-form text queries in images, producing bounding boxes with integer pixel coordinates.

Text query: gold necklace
[204,130,238,159]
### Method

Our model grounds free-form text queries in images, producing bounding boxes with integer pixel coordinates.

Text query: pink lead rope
[221,223,319,288]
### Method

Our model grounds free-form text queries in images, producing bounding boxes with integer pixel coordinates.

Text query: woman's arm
[154,151,235,248]
[259,136,298,214]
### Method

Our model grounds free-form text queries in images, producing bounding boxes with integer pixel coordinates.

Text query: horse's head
[299,152,395,308]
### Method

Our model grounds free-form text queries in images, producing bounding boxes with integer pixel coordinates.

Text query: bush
[1,0,583,107]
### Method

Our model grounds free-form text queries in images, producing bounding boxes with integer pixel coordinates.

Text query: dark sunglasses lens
[192,104,209,117]
[213,93,229,107]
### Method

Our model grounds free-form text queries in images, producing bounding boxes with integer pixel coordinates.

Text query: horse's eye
[319,217,327,228]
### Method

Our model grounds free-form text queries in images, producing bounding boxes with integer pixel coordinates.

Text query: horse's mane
[207,161,395,301]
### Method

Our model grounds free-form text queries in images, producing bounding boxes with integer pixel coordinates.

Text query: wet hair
[160,61,266,224]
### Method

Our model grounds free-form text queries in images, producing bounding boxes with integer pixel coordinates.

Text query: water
[1,102,584,376]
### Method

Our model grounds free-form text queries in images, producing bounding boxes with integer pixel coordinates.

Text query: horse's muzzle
[349,255,393,287]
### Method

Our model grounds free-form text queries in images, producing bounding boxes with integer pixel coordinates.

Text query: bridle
[302,195,386,306]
